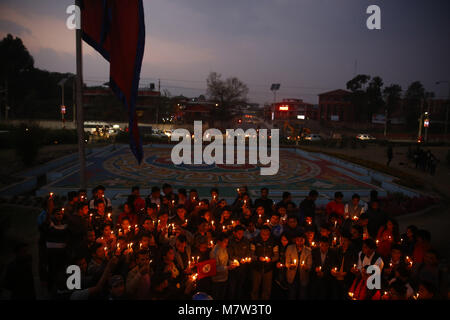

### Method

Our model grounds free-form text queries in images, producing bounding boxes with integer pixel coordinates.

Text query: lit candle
[196,256,199,263]
[348,292,354,298]
[49,192,54,198]
[266,219,270,224]
[353,264,357,269]
[265,256,269,262]
[301,260,305,267]
[108,213,111,219]
[376,240,379,245]
[233,259,240,267]
[211,220,215,226]
[172,200,175,205]
[334,267,338,272]
[311,241,315,247]
[293,259,297,266]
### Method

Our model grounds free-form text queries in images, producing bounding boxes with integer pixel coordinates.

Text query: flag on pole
[80,0,145,163]
[196,259,217,280]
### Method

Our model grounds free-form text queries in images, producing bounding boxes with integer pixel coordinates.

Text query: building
[318,89,354,123]
[83,87,161,122]
[265,98,317,122]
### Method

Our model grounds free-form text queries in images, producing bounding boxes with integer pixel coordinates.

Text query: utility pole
[73,79,76,124]
[76,0,87,189]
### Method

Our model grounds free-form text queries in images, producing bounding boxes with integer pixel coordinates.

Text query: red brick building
[318,89,355,123]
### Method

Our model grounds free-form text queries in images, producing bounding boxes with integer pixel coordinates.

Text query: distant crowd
[2,184,447,300]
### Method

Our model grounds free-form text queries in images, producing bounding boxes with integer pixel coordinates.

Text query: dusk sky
[0,0,449,105]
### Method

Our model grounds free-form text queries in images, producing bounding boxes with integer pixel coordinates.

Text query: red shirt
[326,200,345,217]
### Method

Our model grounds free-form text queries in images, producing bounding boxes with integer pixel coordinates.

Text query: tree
[206,72,248,120]
[383,84,402,117]
[366,76,385,122]
[346,74,371,122]
[0,34,34,81]
[404,81,426,130]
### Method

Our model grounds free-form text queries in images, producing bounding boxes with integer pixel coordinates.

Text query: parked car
[303,134,322,141]
[356,133,376,141]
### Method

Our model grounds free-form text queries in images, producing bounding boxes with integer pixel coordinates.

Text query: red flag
[81,0,145,163]
[197,259,217,280]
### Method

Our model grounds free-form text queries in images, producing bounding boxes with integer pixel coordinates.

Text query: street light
[436,81,450,134]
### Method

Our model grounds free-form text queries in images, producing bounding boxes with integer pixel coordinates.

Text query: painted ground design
[47,145,381,199]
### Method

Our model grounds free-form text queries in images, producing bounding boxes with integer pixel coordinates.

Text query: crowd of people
[408,147,438,175]
[3,184,446,300]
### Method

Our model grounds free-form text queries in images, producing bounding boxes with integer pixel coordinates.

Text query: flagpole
[76,0,87,189]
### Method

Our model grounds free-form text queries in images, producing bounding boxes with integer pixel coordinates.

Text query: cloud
[0,18,31,35]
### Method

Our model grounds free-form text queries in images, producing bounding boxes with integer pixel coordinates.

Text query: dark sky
[0,0,449,104]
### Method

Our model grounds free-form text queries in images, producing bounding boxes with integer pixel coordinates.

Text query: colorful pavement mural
[45,145,383,200]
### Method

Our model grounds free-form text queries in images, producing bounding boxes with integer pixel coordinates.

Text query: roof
[318,89,351,96]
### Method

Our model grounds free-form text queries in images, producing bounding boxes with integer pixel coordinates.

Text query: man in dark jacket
[227,225,251,299]
[250,226,279,300]
[309,236,337,299]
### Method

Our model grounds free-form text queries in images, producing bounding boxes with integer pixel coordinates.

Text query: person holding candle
[209,188,220,209]
[250,226,279,300]
[117,202,138,226]
[170,205,189,229]
[344,194,365,221]
[299,190,319,225]
[325,192,345,218]
[227,225,251,299]
[332,232,358,299]
[285,232,312,300]
[210,233,235,300]
[310,236,337,299]
[376,218,400,260]
[355,239,384,275]
[88,185,112,212]
[146,186,162,208]
[218,206,233,234]
[126,250,152,299]
[268,212,284,240]
[173,235,192,274]
[42,207,70,294]
[91,200,108,238]
[254,188,274,216]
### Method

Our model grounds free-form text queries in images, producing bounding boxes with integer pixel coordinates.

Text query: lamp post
[436,81,450,135]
